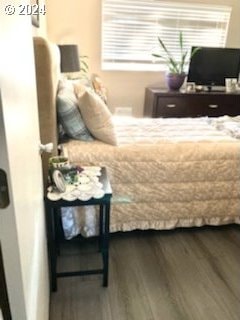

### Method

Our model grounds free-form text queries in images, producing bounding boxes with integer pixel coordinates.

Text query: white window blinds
[102,0,232,71]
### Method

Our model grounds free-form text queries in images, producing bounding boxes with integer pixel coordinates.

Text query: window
[102,0,232,71]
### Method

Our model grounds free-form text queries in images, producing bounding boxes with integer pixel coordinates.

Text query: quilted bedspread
[62,117,240,235]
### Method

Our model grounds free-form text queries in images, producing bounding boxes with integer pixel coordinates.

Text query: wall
[46,0,240,116]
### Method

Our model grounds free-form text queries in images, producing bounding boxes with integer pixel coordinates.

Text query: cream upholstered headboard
[33,37,60,186]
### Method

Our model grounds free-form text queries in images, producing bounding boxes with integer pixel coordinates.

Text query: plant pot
[49,156,69,169]
[166,73,186,91]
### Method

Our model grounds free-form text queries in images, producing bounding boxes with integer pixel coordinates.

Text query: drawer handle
[208,104,218,108]
[166,104,176,108]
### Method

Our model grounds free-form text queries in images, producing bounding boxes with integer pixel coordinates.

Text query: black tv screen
[187,47,240,88]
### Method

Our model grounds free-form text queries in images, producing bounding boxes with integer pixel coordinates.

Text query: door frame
[0,243,11,320]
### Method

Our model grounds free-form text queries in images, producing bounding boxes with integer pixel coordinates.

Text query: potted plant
[49,156,69,169]
[152,31,199,91]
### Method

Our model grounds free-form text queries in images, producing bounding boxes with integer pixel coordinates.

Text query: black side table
[44,167,112,291]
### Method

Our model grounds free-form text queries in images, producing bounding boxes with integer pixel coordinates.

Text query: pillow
[91,74,108,104]
[57,80,93,141]
[74,84,117,146]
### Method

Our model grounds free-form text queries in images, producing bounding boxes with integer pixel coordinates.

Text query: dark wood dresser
[144,87,240,118]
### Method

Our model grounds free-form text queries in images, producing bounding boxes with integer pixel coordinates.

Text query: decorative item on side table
[44,166,112,291]
[49,156,69,169]
[152,31,199,91]
[48,156,69,191]
[47,163,105,202]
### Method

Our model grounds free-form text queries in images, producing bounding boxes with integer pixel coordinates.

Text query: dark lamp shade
[58,44,80,73]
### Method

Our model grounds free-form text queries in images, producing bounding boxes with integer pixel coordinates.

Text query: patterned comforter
[62,116,240,237]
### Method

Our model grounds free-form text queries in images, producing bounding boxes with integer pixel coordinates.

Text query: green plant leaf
[152,31,196,74]
[179,31,183,53]
[191,46,201,57]
[179,50,188,73]
[157,37,171,57]
[81,67,88,74]
[168,57,179,73]
[157,37,180,72]
[152,53,168,60]
[81,60,89,70]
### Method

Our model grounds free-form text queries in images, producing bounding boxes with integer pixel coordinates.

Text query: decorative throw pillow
[74,84,117,146]
[91,74,108,104]
[57,80,93,141]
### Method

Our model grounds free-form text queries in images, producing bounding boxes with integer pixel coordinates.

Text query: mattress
[62,116,240,236]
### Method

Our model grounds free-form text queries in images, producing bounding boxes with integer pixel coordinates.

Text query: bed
[33,36,240,237]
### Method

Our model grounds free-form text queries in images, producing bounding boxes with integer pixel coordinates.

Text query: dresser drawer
[155,94,240,117]
[203,96,240,117]
[156,97,202,117]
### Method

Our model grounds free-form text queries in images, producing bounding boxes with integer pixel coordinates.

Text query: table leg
[99,204,103,252]
[55,208,63,256]
[102,202,110,287]
[45,202,57,292]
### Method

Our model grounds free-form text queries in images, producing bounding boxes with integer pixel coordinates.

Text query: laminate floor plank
[109,237,155,320]
[50,225,240,320]
[151,232,234,320]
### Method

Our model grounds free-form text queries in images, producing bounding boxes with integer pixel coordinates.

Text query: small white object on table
[47,166,105,201]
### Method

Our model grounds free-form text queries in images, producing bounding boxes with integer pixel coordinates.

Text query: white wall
[46,0,240,116]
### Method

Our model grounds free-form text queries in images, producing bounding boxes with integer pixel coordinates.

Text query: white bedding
[211,115,240,139]
[61,116,240,238]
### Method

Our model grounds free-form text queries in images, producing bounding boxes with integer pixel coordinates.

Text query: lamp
[58,44,80,73]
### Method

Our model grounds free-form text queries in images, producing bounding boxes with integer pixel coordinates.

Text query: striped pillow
[57,81,93,141]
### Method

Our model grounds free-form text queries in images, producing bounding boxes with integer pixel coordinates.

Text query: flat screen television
[187,47,240,91]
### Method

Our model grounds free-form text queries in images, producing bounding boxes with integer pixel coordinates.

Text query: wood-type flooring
[50,225,240,320]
